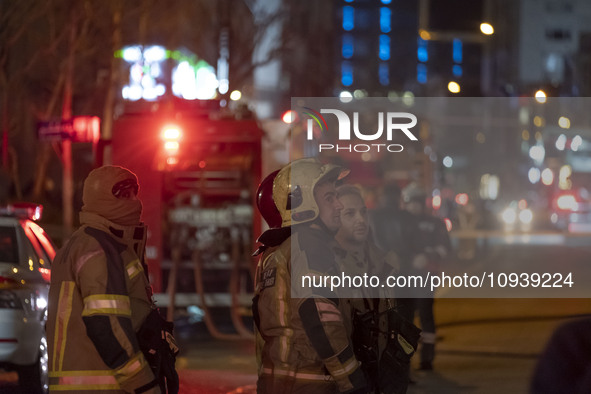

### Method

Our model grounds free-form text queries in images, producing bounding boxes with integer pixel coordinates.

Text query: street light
[281,110,297,124]
[230,90,242,101]
[480,23,494,35]
[448,81,461,94]
[558,116,570,129]
[534,90,547,103]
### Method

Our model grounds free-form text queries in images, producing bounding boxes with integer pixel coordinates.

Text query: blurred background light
[571,135,583,151]
[230,90,242,101]
[528,167,541,184]
[480,23,494,35]
[443,156,453,168]
[555,134,567,151]
[541,168,554,185]
[558,116,571,129]
[448,81,460,93]
[534,90,547,103]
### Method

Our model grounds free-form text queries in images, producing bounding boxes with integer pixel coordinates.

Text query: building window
[379,63,389,86]
[343,6,355,31]
[380,7,391,33]
[417,37,428,62]
[417,63,427,84]
[342,35,354,59]
[379,35,390,61]
[453,39,463,63]
[342,61,354,86]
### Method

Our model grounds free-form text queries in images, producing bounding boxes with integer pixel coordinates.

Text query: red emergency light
[432,195,442,210]
[0,203,43,221]
[71,116,100,143]
[161,124,182,158]
[455,193,469,206]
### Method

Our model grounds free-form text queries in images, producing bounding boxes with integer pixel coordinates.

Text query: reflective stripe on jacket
[47,212,158,393]
[254,225,366,393]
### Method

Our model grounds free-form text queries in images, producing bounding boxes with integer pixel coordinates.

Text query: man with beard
[335,185,419,393]
[253,158,368,393]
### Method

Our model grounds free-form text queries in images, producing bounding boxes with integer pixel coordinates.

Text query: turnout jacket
[254,225,366,393]
[47,212,159,393]
[334,242,398,358]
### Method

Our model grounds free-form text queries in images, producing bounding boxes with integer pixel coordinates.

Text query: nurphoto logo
[302,107,418,153]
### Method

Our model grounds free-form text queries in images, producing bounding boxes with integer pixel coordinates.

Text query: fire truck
[110,98,262,338]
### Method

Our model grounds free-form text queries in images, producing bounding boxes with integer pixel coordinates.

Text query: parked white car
[0,203,55,393]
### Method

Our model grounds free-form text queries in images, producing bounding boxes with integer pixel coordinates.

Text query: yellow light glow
[559,165,573,190]
[522,130,530,140]
[162,126,181,141]
[558,116,570,129]
[419,29,432,40]
[541,168,554,186]
[535,90,547,103]
[476,132,486,143]
[448,81,460,94]
[282,110,297,124]
[533,116,544,127]
[230,90,242,101]
[480,23,494,35]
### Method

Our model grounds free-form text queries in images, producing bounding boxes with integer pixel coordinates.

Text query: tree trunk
[31,71,65,200]
[100,1,122,166]
[61,12,77,237]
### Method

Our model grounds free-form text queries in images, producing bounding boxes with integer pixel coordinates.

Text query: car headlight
[501,208,517,225]
[519,208,533,225]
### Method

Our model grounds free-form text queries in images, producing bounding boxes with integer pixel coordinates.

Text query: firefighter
[401,183,452,371]
[252,158,368,393]
[255,169,282,229]
[334,185,420,394]
[531,317,591,393]
[368,183,418,323]
[47,166,162,393]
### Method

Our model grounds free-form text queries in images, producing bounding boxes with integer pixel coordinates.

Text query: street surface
[2,233,591,393]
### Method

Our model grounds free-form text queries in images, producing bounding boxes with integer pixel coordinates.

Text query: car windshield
[0,226,18,264]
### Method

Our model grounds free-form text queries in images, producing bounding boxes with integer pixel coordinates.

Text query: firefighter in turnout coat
[47,166,160,393]
[253,158,368,393]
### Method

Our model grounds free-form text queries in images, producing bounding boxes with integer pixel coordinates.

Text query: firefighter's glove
[387,309,421,359]
[378,310,421,393]
[137,309,180,393]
